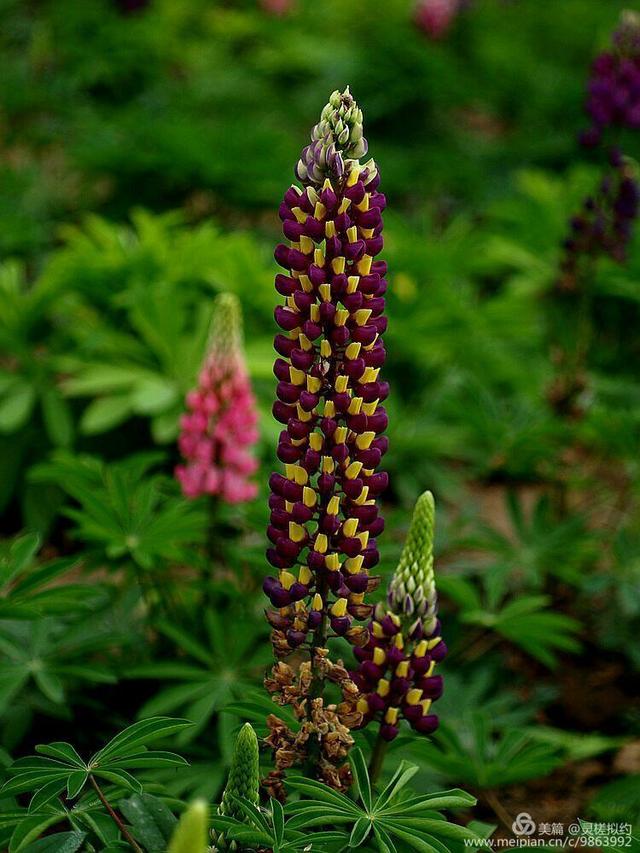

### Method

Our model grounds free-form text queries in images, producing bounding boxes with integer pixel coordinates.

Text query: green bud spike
[220,722,260,816]
[212,723,261,851]
[168,800,208,853]
[387,490,438,634]
[296,87,372,186]
[208,292,244,361]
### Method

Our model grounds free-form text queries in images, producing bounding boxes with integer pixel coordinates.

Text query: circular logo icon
[512,813,537,837]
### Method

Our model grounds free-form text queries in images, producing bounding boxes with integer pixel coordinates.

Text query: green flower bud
[212,723,261,850]
[296,86,373,186]
[208,292,244,361]
[220,722,260,816]
[387,490,438,635]
[168,800,208,853]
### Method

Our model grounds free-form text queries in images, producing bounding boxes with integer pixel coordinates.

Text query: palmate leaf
[460,591,581,668]
[0,533,93,620]
[90,717,193,765]
[2,717,191,820]
[128,617,269,745]
[30,452,206,569]
[210,795,353,852]
[412,714,563,788]
[0,614,124,713]
[286,749,479,852]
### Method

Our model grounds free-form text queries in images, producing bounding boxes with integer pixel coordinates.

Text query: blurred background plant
[1,0,639,849]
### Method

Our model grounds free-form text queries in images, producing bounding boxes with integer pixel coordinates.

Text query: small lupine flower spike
[176,293,259,503]
[352,491,447,742]
[265,86,389,662]
[211,723,260,851]
[558,148,639,291]
[581,10,640,147]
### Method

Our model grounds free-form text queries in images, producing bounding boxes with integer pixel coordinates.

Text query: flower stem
[90,776,143,853]
[368,729,388,784]
[309,574,329,699]
[484,789,513,832]
[202,494,219,605]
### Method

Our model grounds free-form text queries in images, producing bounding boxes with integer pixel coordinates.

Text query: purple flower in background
[581,10,640,147]
[559,148,640,291]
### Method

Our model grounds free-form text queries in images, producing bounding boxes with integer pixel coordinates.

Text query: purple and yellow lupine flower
[264,86,389,658]
[351,491,447,742]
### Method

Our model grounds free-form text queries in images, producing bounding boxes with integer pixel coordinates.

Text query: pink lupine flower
[259,0,294,17]
[176,294,259,504]
[414,0,460,40]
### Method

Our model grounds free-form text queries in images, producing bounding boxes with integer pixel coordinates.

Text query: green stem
[202,495,219,605]
[484,789,513,832]
[301,574,330,778]
[368,730,388,784]
[308,574,329,699]
[90,776,143,853]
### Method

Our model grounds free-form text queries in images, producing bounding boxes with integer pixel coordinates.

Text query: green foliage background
[0,0,639,849]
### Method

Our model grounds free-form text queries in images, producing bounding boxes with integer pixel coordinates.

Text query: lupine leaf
[228,795,272,833]
[349,748,372,812]
[65,771,89,799]
[9,814,61,853]
[349,817,372,848]
[119,794,177,853]
[382,824,441,853]
[28,779,69,813]
[373,825,398,853]
[285,804,355,830]
[381,790,477,816]
[400,818,480,840]
[91,717,192,764]
[107,750,188,769]
[2,772,70,798]
[22,832,86,853]
[271,799,285,845]
[92,769,143,793]
[35,743,85,768]
[285,777,361,813]
[375,761,419,811]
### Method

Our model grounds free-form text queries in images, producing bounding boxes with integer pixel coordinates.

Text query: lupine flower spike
[414,0,460,41]
[263,86,389,792]
[176,293,259,503]
[265,86,388,652]
[352,491,447,742]
[559,148,639,292]
[581,10,640,148]
[212,723,260,851]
